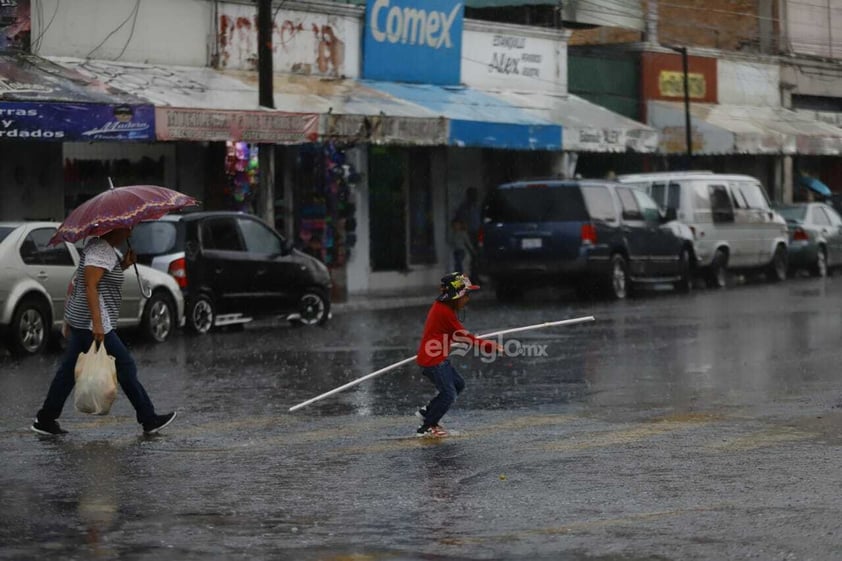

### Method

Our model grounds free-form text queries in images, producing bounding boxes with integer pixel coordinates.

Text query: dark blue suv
[479,179,695,300]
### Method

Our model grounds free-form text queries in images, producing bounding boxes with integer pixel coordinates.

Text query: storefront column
[346,146,370,294]
[782,155,794,203]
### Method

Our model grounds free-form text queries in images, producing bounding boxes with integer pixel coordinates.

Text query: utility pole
[668,45,693,168]
[257,0,275,226]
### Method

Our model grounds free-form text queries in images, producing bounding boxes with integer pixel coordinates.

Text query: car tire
[604,254,629,300]
[811,247,828,278]
[674,248,693,293]
[766,244,788,283]
[186,294,215,334]
[8,296,50,356]
[290,289,330,327]
[706,249,728,289]
[141,290,175,343]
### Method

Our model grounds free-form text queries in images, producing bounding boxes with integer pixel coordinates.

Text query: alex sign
[363,0,464,85]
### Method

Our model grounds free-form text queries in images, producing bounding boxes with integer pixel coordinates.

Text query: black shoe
[415,407,428,421]
[143,412,177,435]
[31,419,68,436]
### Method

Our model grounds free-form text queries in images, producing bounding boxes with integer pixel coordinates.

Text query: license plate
[521,238,542,249]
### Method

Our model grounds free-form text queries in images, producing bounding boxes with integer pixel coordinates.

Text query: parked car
[0,222,185,356]
[478,179,696,300]
[130,211,332,333]
[773,203,842,277]
[618,172,789,287]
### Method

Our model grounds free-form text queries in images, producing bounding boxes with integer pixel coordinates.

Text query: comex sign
[363,0,464,85]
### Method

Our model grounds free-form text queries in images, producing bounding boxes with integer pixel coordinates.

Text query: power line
[114,0,141,60]
[31,0,60,53]
[85,0,142,59]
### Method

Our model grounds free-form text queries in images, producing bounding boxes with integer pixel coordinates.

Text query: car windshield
[484,185,588,223]
[131,221,180,256]
[775,206,807,222]
[0,226,14,244]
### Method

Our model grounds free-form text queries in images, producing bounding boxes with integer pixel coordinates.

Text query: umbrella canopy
[50,185,198,245]
[798,175,832,198]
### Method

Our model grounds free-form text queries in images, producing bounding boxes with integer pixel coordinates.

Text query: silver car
[0,222,185,356]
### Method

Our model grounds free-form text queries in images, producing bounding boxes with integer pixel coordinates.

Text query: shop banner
[362,0,464,85]
[156,107,319,143]
[0,102,154,141]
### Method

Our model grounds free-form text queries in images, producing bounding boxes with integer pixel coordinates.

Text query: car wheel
[141,291,175,343]
[9,297,50,356]
[811,247,828,278]
[290,289,330,327]
[604,254,629,300]
[674,248,693,293]
[186,294,215,334]
[706,249,728,289]
[767,244,788,282]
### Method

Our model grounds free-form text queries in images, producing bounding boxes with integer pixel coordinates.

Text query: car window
[132,221,179,256]
[631,189,661,222]
[666,182,681,211]
[201,218,245,251]
[812,207,832,227]
[0,226,13,243]
[581,186,617,222]
[821,206,842,227]
[651,182,667,207]
[729,183,749,209]
[775,206,806,222]
[616,188,643,220]
[237,218,283,254]
[708,185,735,223]
[484,185,589,222]
[21,228,74,266]
[737,182,770,210]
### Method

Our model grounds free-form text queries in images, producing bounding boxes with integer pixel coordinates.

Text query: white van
[617,172,789,287]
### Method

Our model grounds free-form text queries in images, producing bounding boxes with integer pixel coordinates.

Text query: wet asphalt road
[2,277,842,560]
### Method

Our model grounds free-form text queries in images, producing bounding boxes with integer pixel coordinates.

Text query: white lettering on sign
[370,0,461,49]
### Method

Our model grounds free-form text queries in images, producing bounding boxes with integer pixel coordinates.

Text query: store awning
[367,80,562,150]
[648,100,842,156]
[492,90,657,152]
[50,57,446,145]
[0,53,155,141]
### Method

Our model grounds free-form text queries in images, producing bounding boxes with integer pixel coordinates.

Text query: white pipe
[288,315,595,412]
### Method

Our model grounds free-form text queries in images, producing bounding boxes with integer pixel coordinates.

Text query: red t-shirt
[416,300,496,367]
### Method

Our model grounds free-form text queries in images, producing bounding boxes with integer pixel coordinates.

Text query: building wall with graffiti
[216,2,361,79]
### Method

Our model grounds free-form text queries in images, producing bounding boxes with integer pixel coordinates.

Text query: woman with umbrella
[31,184,196,436]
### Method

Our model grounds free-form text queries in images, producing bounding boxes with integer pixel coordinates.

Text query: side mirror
[281,238,294,255]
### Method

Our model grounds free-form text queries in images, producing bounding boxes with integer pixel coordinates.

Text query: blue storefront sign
[0,102,155,141]
[362,0,464,85]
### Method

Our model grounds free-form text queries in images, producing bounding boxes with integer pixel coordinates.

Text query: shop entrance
[369,146,408,271]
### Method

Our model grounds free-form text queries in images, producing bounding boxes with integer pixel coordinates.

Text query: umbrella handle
[125,239,152,298]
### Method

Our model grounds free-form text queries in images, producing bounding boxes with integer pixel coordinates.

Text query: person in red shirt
[415,273,502,437]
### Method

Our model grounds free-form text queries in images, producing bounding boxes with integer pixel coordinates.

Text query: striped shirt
[65,238,124,333]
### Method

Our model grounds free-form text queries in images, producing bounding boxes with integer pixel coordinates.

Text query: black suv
[479,179,696,300]
[131,212,331,333]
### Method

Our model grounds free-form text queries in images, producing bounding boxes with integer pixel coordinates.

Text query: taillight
[581,223,597,245]
[168,257,187,288]
[792,227,809,242]
[477,226,485,248]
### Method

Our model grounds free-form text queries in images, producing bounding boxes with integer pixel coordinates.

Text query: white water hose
[288,315,595,412]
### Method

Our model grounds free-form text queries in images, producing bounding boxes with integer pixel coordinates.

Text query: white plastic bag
[74,342,118,415]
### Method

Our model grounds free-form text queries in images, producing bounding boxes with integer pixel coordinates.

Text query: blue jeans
[37,327,157,425]
[421,359,465,426]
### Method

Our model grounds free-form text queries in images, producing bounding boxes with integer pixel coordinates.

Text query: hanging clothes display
[224,141,259,213]
[295,142,359,268]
